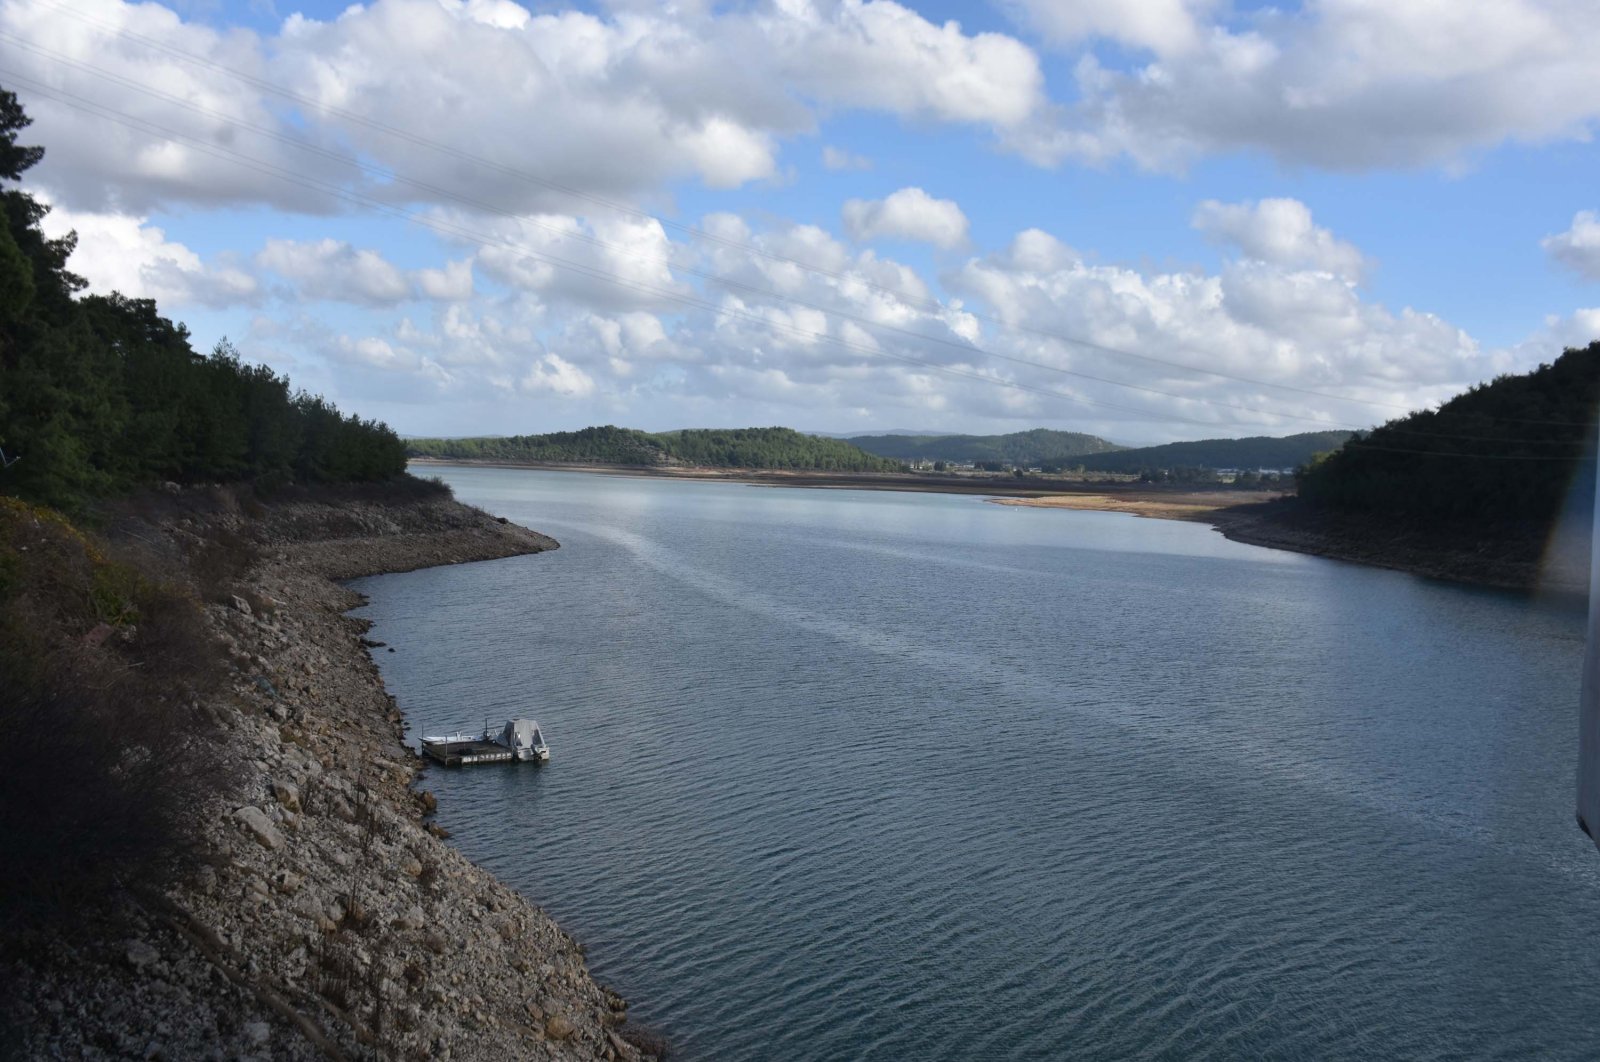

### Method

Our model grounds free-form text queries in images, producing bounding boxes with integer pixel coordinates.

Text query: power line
[5,52,1596,451]
[0,31,1366,430]
[19,0,1488,419]
[9,72,1299,432]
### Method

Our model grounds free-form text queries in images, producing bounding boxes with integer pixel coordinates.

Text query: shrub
[0,498,232,938]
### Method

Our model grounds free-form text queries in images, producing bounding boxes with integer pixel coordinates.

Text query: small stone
[243,1021,270,1048]
[395,905,426,930]
[125,939,159,969]
[231,595,253,616]
[234,805,285,850]
[544,1014,575,1041]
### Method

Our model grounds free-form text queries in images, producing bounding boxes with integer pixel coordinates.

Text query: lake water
[353,465,1600,1060]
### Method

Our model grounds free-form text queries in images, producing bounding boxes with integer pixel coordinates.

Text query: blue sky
[7,0,1600,443]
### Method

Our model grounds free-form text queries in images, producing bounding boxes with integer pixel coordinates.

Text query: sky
[4,0,1599,444]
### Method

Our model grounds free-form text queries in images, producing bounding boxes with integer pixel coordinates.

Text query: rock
[231,595,253,616]
[544,1014,575,1041]
[271,779,301,812]
[125,939,159,970]
[396,905,426,930]
[243,1021,270,1048]
[402,859,424,879]
[234,805,285,850]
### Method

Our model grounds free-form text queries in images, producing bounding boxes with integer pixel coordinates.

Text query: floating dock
[421,736,517,766]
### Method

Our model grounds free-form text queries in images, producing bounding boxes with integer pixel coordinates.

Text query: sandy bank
[988,489,1279,522]
[8,489,653,1061]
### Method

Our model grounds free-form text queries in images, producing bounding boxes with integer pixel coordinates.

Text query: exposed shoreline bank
[999,490,1584,596]
[8,488,650,1060]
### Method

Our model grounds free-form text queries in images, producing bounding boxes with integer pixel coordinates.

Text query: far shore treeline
[0,92,406,513]
[408,425,904,472]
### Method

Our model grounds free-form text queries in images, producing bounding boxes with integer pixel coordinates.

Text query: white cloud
[1013,0,1600,171]
[1543,211,1600,281]
[257,239,410,305]
[946,226,1488,430]
[269,202,1581,440]
[1193,198,1366,280]
[252,239,476,305]
[39,201,259,307]
[472,211,687,312]
[842,187,969,248]
[416,258,475,302]
[1003,0,1216,55]
[521,352,596,397]
[10,0,1050,216]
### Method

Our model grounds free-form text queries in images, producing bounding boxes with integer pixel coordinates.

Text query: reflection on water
[355,466,1600,1061]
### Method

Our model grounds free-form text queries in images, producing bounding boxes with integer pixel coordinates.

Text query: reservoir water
[353,465,1600,1060]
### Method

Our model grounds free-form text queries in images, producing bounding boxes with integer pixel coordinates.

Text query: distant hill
[846,428,1124,467]
[408,426,902,472]
[1074,431,1354,474]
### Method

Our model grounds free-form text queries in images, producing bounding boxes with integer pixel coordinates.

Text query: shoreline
[416,458,1586,596]
[10,488,650,1060]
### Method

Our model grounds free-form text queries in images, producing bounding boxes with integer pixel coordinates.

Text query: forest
[1296,343,1600,524]
[409,425,903,472]
[0,92,406,513]
[845,428,1122,466]
[1074,431,1354,475]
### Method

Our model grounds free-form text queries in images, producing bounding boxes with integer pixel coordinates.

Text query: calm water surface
[353,466,1600,1060]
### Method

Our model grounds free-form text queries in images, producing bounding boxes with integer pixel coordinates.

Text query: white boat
[421,718,550,766]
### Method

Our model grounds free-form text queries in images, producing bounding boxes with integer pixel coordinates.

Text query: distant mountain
[1074,431,1354,473]
[408,425,901,472]
[846,428,1124,467]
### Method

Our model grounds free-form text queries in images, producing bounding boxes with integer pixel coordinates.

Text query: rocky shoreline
[7,489,652,1061]
[1202,499,1588,597]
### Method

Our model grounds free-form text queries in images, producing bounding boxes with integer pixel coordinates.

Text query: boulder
[271,779,301,812]
[234,805,285,850]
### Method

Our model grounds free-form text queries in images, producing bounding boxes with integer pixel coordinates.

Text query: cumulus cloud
[1543,211,1600,281]
[842,188,970,248]
[946,225,1486,429]
[1013,0,1600,171]
[1193,198,1366,280]
[239,200,1574,440]
[40,202,259,307]
[9,0,1048,216]
[1002,0,1216,55]
[254,238,472,305]
[471,211,687,312]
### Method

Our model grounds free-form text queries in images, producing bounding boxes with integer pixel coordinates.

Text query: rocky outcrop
[6,491,649,1061]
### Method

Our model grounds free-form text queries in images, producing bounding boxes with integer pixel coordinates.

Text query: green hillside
[1297,343,1599,524]
[409,426,902,472]
[846,428,1123,467]
[1074,431,1354,474]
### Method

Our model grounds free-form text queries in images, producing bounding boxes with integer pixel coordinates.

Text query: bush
[0,497,232,937]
